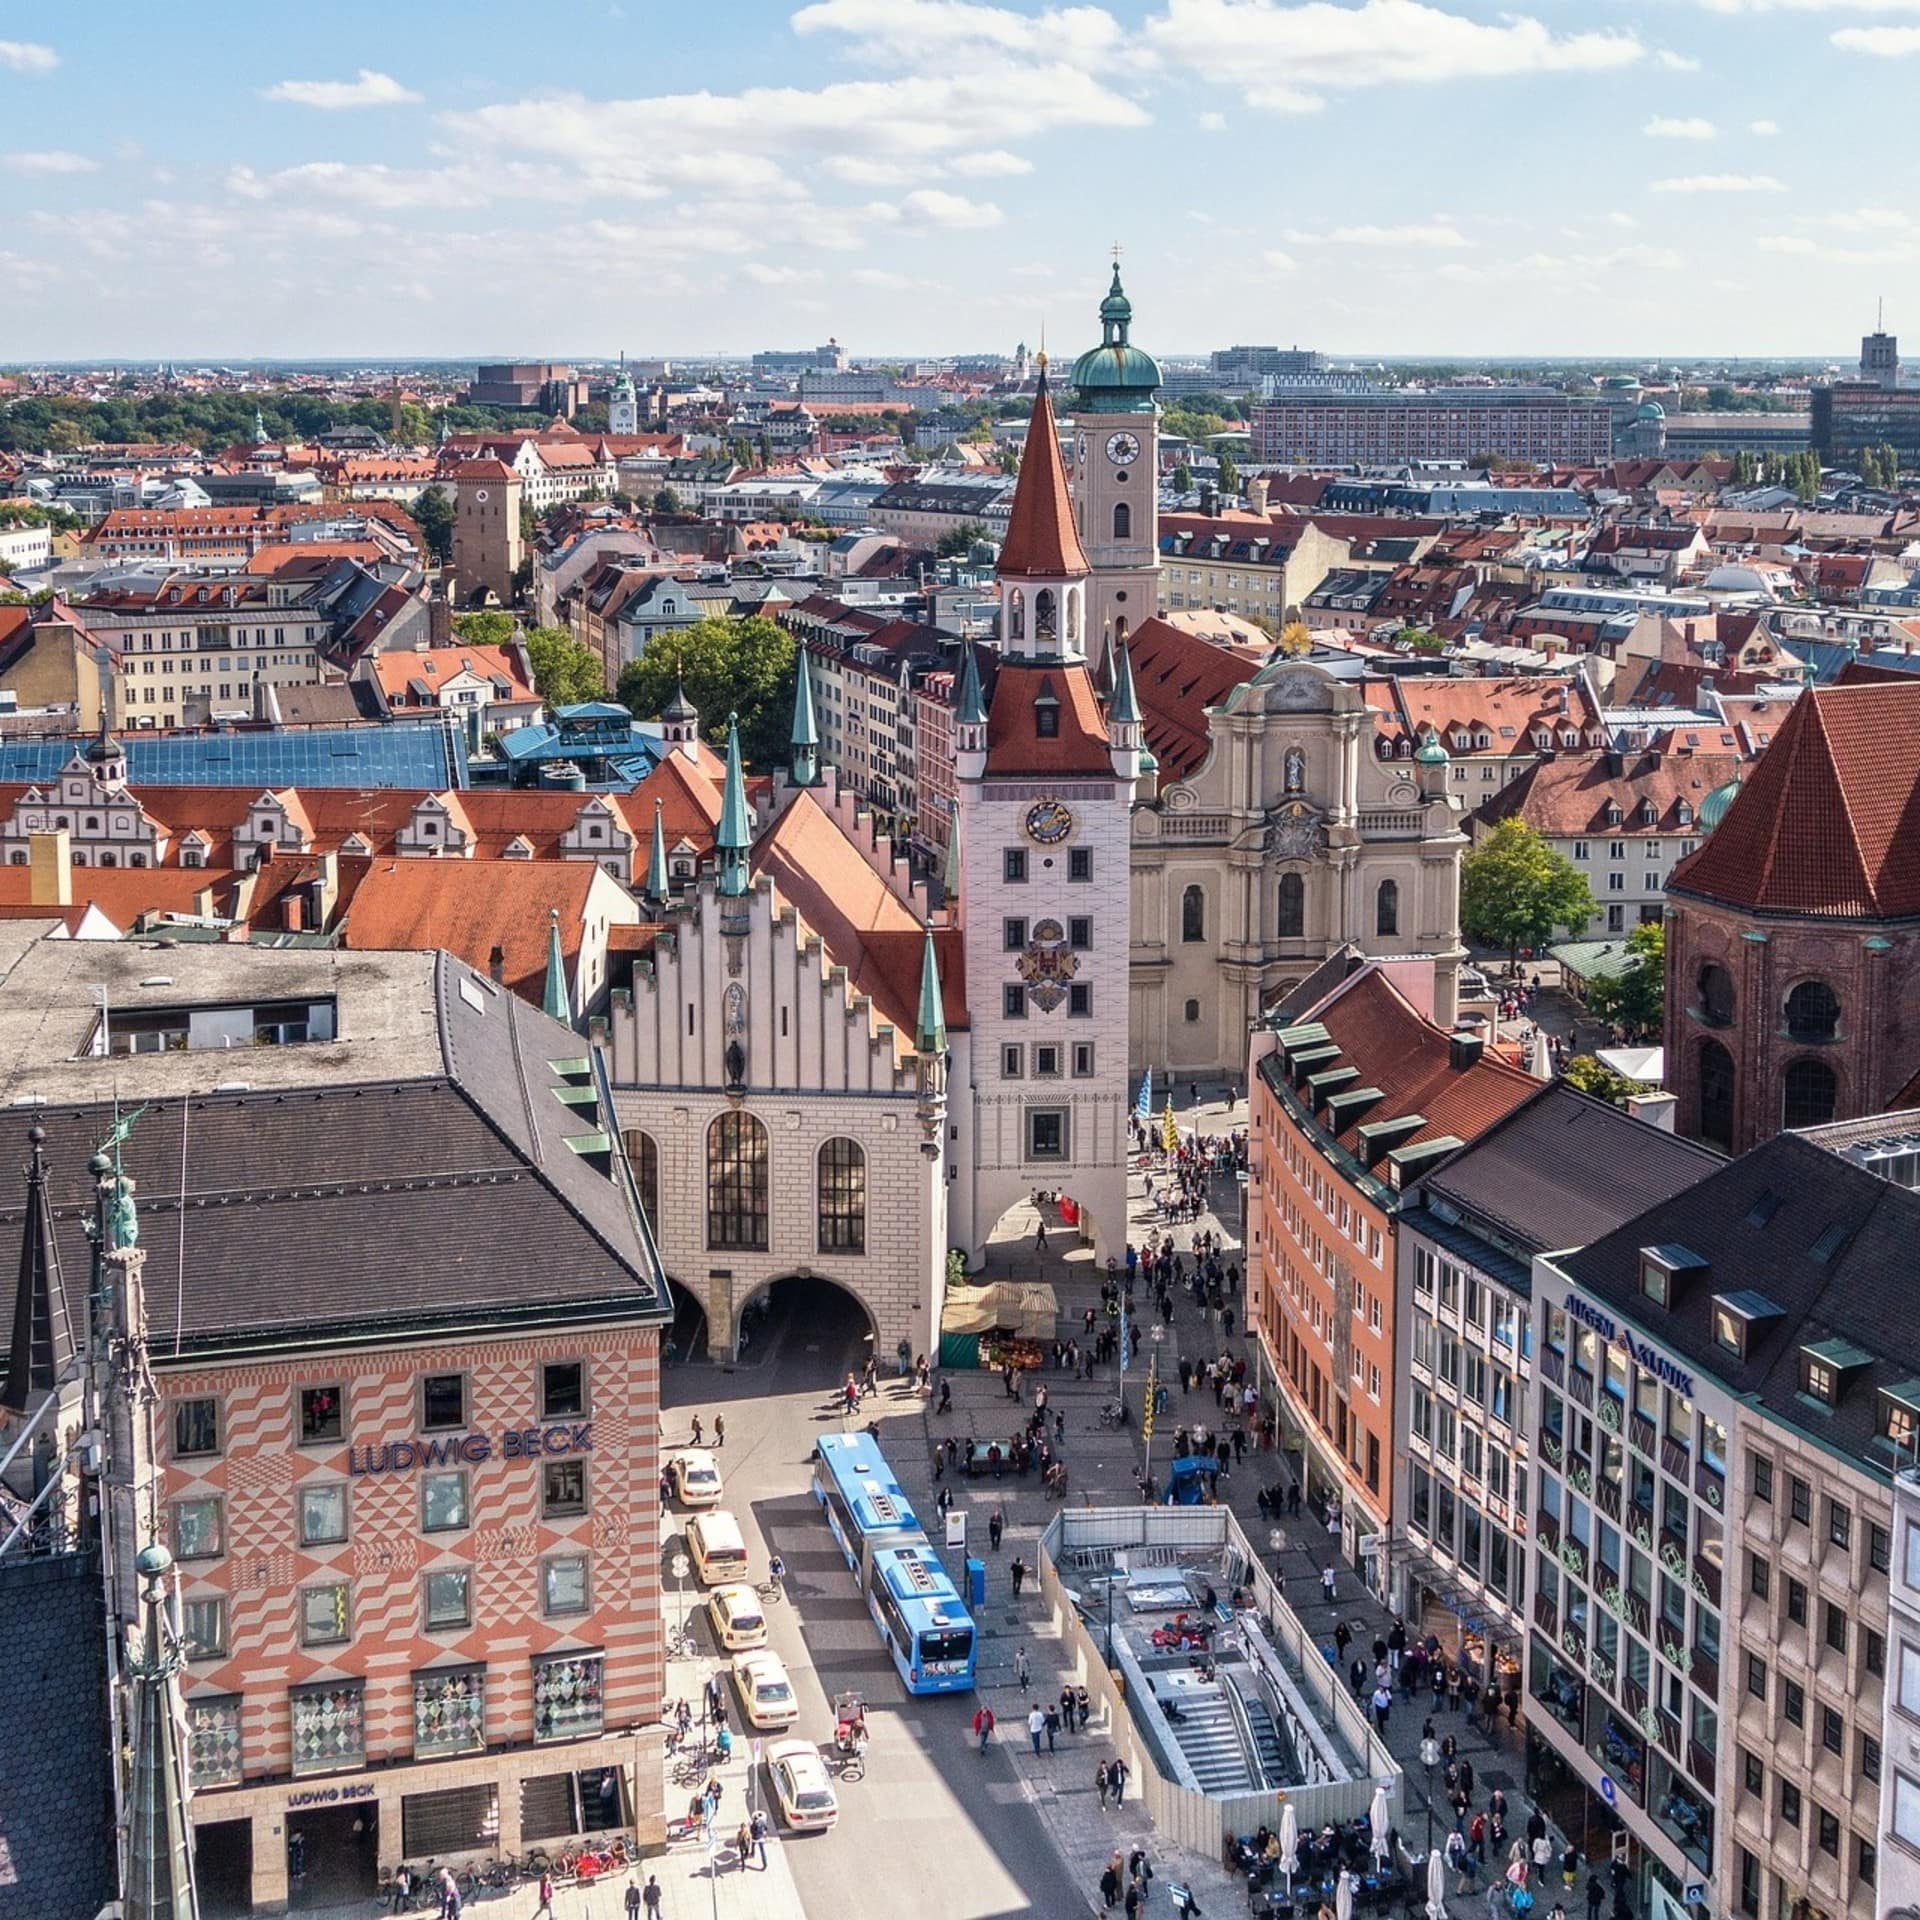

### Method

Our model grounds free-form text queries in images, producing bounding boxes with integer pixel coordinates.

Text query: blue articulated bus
[812,1429,922,1579]
[864,1542,977,1694]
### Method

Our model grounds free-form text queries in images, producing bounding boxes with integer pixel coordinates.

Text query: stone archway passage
[663,1278,710,1366]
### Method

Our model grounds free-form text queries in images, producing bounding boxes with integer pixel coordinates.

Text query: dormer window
[1800,1338,1869,1408]
[1641,1259,1670,1307]
[1676,802,1693,826]
[1604,802,1623,826]
[1639,1242,1707,1308]
[1638,800,1657,826]
[1879,1383,1920,1453]
[1803,1353,1838,1406]
[1711,1290,1782,1359]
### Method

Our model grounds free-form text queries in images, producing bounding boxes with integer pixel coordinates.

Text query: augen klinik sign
[347,1423,593,1476]
[1564,1293,1696,1399]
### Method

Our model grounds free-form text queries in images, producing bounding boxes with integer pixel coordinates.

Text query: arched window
[1184,998,1201,1023]
[1784,979,1840,1043]
[706,1112,768,1251]
[1375,879,1399,938]
[1034,589,1057,641]
[1181,885,1206,944]
[623,1128,660,1226]
[817,1138,866,1254]
[1697,1039,1735,1149]
[1009,591,1025,641]
[1278,872,1304,939]
[1696,963,1734,1028]
[1113,501,1131,541]
[1114,616,1130,644]
[1783,1058,1838,1130]
[1065,591,1079,643]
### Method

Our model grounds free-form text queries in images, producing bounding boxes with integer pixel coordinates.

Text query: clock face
[1024,798,1075,845]
[1106,430,1142,467]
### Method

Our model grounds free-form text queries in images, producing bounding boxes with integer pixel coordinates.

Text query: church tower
[1069,262,1162,646]
[953,362,1135,1268]
[609,359,640,435]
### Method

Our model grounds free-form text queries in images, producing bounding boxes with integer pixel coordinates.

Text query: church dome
[1637,400,1666,422]
[1071,263,1161,416]
[1700,775,1741,830]
[1413,726,1450,766]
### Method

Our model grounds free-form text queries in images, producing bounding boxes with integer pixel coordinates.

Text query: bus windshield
[920,1628,973,1666]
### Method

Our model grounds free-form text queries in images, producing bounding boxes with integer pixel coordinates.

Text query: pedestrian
[1388,1616,1406,1678]
[1532,1833,1554,1876]
[1010,1555,1029,1596]
[1111,1755,1129,1804]
[439,1868,461,1920]
[690,1415,703,1447]
[1099,1862,1121,1909]
[1016,1644,1031,1689]
[1349,1655,1367,1700]
[1321,1565,1336,1602]
[1061,1684,1076,1732]
[1028,1702,1046,1754]
[1125,1878,1144,1920]
[989,1508,1005,1551]
[1458,1757,1475,1800]
[1334,1620,1352,1662]
[713,1414,725,1449]
[973,1703,996,1751]
[1128,1846,1153,1893]
[1045,1701,1060,1751]
[642,1876,662,1918]
[1561,1844,1578,1891]
[1585,1875,1605,1920]
[734,1823,752,1873]
[1372,1683,1393,1733]
[1096,1761,1112,1809]
[537,1873,558,1919]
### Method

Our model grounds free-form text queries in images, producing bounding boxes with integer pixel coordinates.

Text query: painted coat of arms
[1016,918,1079,1012]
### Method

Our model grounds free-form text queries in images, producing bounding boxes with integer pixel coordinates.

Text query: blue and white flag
[1136,1067,1153,1121]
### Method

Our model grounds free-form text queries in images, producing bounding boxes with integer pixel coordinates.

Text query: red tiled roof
[984,661,1111,777]
[1124,616,1257,781]
[1474,747,1747,839]
[1668,683,1920,917]
[996,372,1088,579]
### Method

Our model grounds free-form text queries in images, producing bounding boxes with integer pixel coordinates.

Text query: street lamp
[1105,1559,1116,1669]
[1419,1735,1439,1857]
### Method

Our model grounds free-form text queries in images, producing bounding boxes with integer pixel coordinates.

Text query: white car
[670,1449,724,1509]
[731,1650,799,1729]
[706,1582,767,1652]
[765,1738,839,1832]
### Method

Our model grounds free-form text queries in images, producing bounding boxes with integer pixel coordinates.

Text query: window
[1789,1475,1811,1525]
[1829,1500,1851,1550]
[173,1397,220,1458]
[1897,1772,1920,1847]
[1028,1109,1066,1160]
[1863,1733,1883,1783]
[707,1112,769,1252]
[1113,501,1131,539]
[543,1554,590,1617]
[1181,885,1206,943]
[1034,1044,1060,1078]
[299,1384,345,1444]
[1742,1749,1764,1796]
[1072,1042,1095,1077]
[1698,1036,1735,1148]
[1786,1576,1808,1627]
[1004,983,1027,1018]
[817,1138,866,1253]
[1750,1452,1773,1503]
[291,1681,365,1774]
[413,1668,484,1757]
[1184,998,1201,1024]
[1745,1652,1767,1699]
[1748,1552,1770,1601]
[1785,978,1840,1042]
[181,1597,226,1659]
[424,1569,471,1630]
[524,1363,585,1430]
[299,1484,348,1547]
[532,1654,603,1742]
[1821,1705,1844,1755]
[1804,1355,1838,1404]
[1003,916,1028,952]
[1778,1780,1801,1827]
[1003,848,1027,884]
[1002,1044,1023,1078]
[1817,1807,1840,1858]
[1375,878,1399,937]
[1069,916,1092,950]
[1278,872,1304,938]
[542,1457,587,1518]
[1868,1627,1886,1676]
[422,1471,469,1532]
[1639,1259,1669,1308]
[1068,983,1092,1017]
[1069,847,1092,882]
[301,1583,351,1647]
[1860,1838,1878,1889]
[1872,1523,1892,1575]
[624,1129,660,1225]
[1782,1057,1837,1130]
[421,1374,467,1432]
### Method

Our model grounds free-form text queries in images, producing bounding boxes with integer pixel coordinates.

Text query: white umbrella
[1278,1801,1299,1890]
[1528,1025,1553,1080]
[1426,1846,1447,1920]
[1336,1868,1355,1920]
[1369,1784,1391,1863]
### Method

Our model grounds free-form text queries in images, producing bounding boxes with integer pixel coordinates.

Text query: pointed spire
[916,922,947,1056]
[2,1128,73,1415]
[646,797,669,904]
[716,712,750,896]
[1109,639,1141,728]
[790,647,820,787]
[123,1545,198,1920]
[542,908,571,1024]
[955,638,988,728]
[997,365,1089,581]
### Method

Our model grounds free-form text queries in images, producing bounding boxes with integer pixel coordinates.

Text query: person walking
[1585,1875,1605,1920]
[1044,1701,1060,1751]
[1371,1683,1393,1734]
[641,1876,662,1918]
[537,1873,558,1919]
[1128,1847,1153,1898]
[1096,1761,1112,1809]
[988,1509,1005,1551]
[1010,1555,1029,1596]
[734,1823,753,1873]
[973,1703,996,1752]
[1016,1645,1031,1690]
[1334,1620,1353,1663]
[1321,1565,1337,1602]
[1110,1755,1129,1805]
[689,1415,703,1448]
[712,1414,725,1450]
[1028,1703,1046,1754]
[1099,1859,1121,1910]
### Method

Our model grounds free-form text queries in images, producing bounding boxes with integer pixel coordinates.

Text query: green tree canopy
[1172,461,1193,493]
[937,519,987,558]
[1217,451,1241,495]
[1581,919,1664,1040]
[1561,1054,1653,1105]
[452,610,519,649]
[616,615,798,768]
[524,626,606,709]
[1460,818,1596,971]
[412,486,454,565]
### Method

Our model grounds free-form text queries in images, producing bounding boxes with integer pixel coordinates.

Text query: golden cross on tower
[1111,241,1124,265]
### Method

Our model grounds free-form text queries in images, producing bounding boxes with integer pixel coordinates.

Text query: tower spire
[915,922,947,1055]
[716,712,750,896]
[542,908,570,1025]
[997,366,1089,584]
[790,646,820,787]
[645,797,669,906]
[1,1126,73,1415]
[122,1544,198,1920]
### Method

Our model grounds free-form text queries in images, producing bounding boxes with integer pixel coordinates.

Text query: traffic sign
[671,1553,691,1581]
[1598,1774,1617,1807]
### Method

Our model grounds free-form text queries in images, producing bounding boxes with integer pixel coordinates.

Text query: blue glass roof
[0,724,464,789]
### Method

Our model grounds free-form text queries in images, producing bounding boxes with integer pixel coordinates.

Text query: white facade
[1880,1466,1920,1916]
[1073,410,1160,643]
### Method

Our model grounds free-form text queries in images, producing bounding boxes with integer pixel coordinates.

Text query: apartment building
[1156,509,1349,623]
[1252,384,1616,467]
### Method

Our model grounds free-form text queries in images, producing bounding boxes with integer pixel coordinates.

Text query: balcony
[1358,809,1426,840]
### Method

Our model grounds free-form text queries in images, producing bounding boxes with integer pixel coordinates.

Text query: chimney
[1447,1031,1484,1071]
[430,585,454,645]
[27,829,71,908]
[488,943,506,985]
[1201,485,1218,518]
[1624,1090,1677,1132]
[1247,476,1271,516]
[283,891,305,934]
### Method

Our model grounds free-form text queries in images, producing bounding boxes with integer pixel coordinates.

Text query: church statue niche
[1034,589,1057,642]
[1283,745,1306,795]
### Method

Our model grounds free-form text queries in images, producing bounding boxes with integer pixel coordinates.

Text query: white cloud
[1833,25,1920,52]
[792,0,1134,69]
[1331,221,1473,247]
[1143,0,1643,113]
[1649,172,1786,192]
[1700,0,1920,12]
[1755,235,1818,253]
[228,161,479,209]
[900,187,1004,227]
[1604,210,1639,228]
[1198,110,1228,130]
[1654,49,1702,69]
[1262,248,1298,270]
[264,69,422,110]
[1750,117,1779,134]
[740,262,822,285]
[1644,115,1715,138]
[0,41,57,73]
[849,266,916,289]
[948,148,1034,175]
[3,150,98,175]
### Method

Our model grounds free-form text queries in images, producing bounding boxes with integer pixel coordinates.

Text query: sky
[0,0,1911,363]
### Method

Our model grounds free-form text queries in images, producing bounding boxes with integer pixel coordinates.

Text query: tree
[616,615,798,767]
[1172,460,1193,493]
[1216,451,1240,495]
[524,626,606,709]
[412,486,455,565]
[1731,451,1758,488]
[1396,625,1447,656]
[1561,1054,1652,1106]
[1278,619,1314,658]
[653,486,682,515]
[937,519,987,559]
[1460,818,1597,973]
[1582,919,1664,1040]
[452,610,519,649]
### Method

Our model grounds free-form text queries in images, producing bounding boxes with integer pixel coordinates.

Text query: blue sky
[0,0,1911,362]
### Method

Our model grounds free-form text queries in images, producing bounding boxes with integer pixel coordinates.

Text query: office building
[1252,385,1615,468]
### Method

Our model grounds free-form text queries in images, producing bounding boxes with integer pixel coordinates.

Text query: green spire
[790,647,820,786]
[123,1545,197,1920]
[1110,639,1140,727]
[542,907,570,1023]
[916,922,947,1055]
[955,639,987,727]
[717,711,750,896]
[646,797,669,903]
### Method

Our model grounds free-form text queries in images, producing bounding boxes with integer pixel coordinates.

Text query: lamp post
[1420,1735,1439,1858]
[1105,1559,1116,1669]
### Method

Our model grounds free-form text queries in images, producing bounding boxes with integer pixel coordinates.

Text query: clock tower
[951,359,1137,1269]
[1069,262,1162,647]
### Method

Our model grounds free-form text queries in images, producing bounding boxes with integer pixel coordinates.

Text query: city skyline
[2,0,1916,361]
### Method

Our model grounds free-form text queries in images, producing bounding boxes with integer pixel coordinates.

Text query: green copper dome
[1070,263,1161,415]
[1413,725,1450,766]
[1700,776,1741,830]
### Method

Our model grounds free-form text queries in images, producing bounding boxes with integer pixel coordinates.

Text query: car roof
[733,1649,785,1675]
[676,1448,719,1470]
[711,1582,758,1606]
[767,1737,820,1765]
